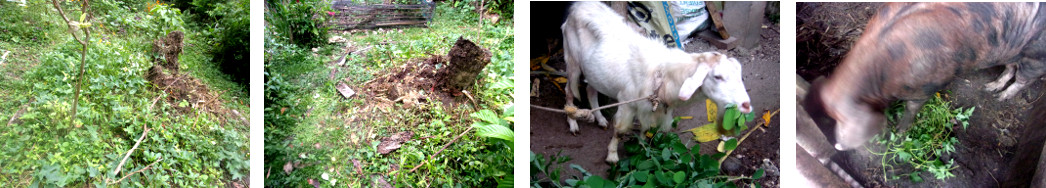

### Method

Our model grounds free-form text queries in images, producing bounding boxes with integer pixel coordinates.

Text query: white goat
[562,2,753,163]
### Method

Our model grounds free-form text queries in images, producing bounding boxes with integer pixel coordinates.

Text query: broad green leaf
[470,110,501,125]
[724,138,738,151]
[722,107,738,130]
[672,171,684,184]
[472,123,513,143]
[637,160,654,170]
[753,169,764,179]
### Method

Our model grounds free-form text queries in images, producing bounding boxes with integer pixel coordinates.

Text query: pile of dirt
[796,2,879,80]
[147,65,225,114]
[144,31,229,118]
[355,38,490,110]
[361,55,449,109]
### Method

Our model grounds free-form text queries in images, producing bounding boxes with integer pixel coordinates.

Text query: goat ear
[678,63,712,101]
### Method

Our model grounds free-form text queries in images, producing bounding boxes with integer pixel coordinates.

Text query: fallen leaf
[530,56,549,69]
[373,175,393,188]
[687,123,721,142]
[352,159,363,174]
[761,109,780,128]
[307,179,320,188]
[553,77,568,84]
[706,99,718,123]
[679,116,693,120]
[283,162,294,174]
[280,107,287,114]
[377,131,414,154]
[762,110,772,125]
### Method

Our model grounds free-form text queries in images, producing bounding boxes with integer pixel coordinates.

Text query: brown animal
[819,2,1046,150]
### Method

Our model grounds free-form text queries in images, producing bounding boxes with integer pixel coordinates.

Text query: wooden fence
[330,1,436,30]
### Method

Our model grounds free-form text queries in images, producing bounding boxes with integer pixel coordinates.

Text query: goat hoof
[605,154,619,163]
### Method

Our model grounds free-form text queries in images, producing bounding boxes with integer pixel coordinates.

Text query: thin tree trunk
[51,0,90,127]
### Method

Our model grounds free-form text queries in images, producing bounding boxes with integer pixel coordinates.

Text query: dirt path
[798,2,1043,187]
[530,18,781,187]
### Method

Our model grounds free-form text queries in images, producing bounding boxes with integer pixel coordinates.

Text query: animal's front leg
[896,99,926,135]
[657,108,674,133]
[607,106,636,163]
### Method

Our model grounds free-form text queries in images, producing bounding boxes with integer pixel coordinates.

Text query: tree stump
[152,31,184,72]
[437,37,491,90]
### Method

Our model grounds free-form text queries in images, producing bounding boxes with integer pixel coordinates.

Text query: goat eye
[714,75,724,80]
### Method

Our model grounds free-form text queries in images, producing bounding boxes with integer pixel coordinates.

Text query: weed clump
[874,93,974,182]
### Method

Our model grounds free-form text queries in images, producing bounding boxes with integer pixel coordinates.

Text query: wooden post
[705,1,730,39]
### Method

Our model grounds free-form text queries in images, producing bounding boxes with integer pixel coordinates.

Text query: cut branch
[113,128,151,175]
[108,157,163,185]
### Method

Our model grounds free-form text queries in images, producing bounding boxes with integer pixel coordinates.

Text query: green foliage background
[0,0,249,186]
[264,1,514,187]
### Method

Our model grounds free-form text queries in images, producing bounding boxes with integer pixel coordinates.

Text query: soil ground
[529,16,782,187]
[798,2,1045,187]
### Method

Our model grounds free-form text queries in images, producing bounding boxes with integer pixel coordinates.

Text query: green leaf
[909,172,923,182]
[637,160,655,170]
[635,171,649,183]
[722,107,738,130]
[491,78,512,89]
[655,170,669,185]
[672,171,684,184]
[79,13,86,23]
[724,138,738,151]
[472,122,513,143]
[661,148,671,161]
[753,169,764,179]
[469,109,501,124]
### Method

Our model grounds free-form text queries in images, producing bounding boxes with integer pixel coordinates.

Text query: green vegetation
[0,0,249,187]
[873,94,974,182]
[722,104,756,135]
[531,120,765,188]
[264,1,513,187]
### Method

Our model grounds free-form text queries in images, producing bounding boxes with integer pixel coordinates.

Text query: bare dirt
[529,17,781,187]
[144,31,248,130]
[339,38,490,125]
[798,2,1046,187]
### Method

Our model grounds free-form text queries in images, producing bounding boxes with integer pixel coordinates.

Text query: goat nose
[740,102,752,113]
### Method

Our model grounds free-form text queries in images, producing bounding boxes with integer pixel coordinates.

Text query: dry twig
[407,126,475,173]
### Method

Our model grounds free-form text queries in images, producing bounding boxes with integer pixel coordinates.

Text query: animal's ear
[678,62,712,101]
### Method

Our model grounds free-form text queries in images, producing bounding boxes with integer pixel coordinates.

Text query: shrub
[266,0,331,49]
[209,0,250,85]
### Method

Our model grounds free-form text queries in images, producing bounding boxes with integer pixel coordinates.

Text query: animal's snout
[740,102,752,113]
